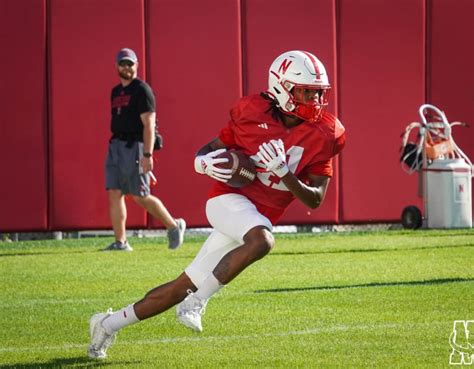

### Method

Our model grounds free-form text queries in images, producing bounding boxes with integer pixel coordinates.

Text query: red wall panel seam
[240,0,247,96]
[425,0,431,103]
[335,0,343,224]
[145,0,151,85]
[144,0,151,230]
[140,0,146,85]
[46,0,52,231]
[237,0,244,98]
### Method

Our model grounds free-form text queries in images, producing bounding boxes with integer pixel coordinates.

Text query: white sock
[195,273,223,300]
[102,304,139,334]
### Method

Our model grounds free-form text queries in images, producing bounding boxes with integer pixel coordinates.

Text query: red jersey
[208,94,345,224]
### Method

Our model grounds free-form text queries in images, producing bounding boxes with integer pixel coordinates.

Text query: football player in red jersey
[87,50,345,359]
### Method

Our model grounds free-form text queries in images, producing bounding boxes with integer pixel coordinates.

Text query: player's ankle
[195,273,222,300]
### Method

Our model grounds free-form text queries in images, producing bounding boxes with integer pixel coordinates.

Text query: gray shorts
[105,139,151,196]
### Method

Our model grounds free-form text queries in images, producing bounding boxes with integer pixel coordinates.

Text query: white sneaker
[87,308,116,359]
[102,240,133,252]
[168,218,186,250]
[176,290,208,332]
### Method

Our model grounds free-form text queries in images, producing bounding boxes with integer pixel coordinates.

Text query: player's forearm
[196,138,227,157]
[281,173,323,209]
[140,112,156,154]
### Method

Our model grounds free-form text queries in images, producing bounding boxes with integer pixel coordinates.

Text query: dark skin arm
[196,138,330,209]
[196,137,227,156]
[281,172,330,209]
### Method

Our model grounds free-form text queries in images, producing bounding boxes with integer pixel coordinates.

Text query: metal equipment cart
[400,104,472,229]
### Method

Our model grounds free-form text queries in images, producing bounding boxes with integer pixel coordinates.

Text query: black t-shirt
[110,78,156,135]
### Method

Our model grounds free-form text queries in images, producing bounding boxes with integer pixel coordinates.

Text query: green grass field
[0,229,473,368]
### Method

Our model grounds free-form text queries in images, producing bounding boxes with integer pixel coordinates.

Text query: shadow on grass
[0,250,102,258]
[269,242,474,257]
[406,231,474,238]
[254,277,474,293]
[0,355,140,368]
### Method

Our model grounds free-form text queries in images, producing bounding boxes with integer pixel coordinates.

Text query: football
[215,150,256,188]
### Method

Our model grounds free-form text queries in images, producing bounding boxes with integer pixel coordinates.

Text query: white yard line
[0,322,427,353]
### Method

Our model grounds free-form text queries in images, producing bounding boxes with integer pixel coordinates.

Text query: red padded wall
[0,0,48,231]
[49,0,146,229]
[4,0,472,231]
[242,0,340,224]
[339,0,425,222]
[428,0,474,169]
[147,0,242,227]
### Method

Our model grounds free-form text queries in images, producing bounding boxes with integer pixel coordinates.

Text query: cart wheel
[401,206,422,229]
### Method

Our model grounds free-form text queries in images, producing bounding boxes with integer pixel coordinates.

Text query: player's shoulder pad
[230,94,266,122]
[321,111,345,139]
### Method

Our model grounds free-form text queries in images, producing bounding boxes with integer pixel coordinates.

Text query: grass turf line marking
[0,322,436,353]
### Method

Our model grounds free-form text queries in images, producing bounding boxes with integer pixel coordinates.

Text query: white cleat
[176,290,208,332]
[87,308,116,359]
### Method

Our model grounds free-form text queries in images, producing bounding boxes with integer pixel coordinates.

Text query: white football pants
[185,193,273,288]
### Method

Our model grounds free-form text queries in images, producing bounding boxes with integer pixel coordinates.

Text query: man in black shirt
[104,48,185,251]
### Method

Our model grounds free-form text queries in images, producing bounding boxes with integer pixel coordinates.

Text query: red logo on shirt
[112,95,131,109]
[201,159,208,171]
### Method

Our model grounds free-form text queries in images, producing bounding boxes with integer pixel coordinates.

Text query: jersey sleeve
[304,118,346,178]
[217,99,246,147]
[305,158,334,177]
[218,122,237,147]
[137,84,156,114]
[333,118,346,156]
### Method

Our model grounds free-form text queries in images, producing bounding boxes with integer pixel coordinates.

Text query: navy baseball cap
[116,48,138,63]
